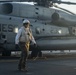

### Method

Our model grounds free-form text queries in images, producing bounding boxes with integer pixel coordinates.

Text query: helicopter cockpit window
[2,3,13,14]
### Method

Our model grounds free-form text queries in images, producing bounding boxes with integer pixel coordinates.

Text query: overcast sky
[57,0,76,14]
[26,0,76,14]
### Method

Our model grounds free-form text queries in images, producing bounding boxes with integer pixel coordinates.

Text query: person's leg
[18,52,23,70]
[18,42,29,71]
[18,42,27,70]
[21,49,28,70]
[22,43,29,70]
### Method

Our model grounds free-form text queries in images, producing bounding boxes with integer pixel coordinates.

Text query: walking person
[15,19,36,72]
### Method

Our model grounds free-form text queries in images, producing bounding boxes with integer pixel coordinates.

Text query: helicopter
[0,0,76,56]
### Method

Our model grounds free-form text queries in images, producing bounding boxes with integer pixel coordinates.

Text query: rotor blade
[52,0,76,5]
[20,0,34,2]
[0,0,18,1]
[19,0,35,2]
[53,4,75,15]
[0,0,34,2]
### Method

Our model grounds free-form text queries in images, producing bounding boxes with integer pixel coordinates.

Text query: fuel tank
[35,38,76,50]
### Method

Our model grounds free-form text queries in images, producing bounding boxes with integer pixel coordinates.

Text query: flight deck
[0,56,76,75]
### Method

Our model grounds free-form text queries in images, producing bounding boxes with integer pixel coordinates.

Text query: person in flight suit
[15,19,36,72]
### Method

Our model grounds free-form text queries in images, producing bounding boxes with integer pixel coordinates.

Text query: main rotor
[21,0,76,7]
[0,0,76,7]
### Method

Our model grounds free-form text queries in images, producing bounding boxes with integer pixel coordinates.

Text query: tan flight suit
[18,42,29,70]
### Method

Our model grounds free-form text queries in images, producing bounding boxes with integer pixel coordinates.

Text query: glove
[27,33,30,35]
[34,43,37,47]
[15,44,19,49]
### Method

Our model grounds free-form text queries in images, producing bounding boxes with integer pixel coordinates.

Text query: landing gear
[31,49,42,58]
[38,50,42,57]
[2,50,11,56]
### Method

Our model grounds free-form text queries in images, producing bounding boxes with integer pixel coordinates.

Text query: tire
[2,50,11,56]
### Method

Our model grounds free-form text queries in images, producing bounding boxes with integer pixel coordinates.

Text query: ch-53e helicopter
[0,0,76,56]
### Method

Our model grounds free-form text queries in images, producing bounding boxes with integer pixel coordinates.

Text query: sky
[57,0,76,14]
[25,0,76,14]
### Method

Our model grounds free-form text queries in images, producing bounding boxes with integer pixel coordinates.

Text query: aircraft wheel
[31,49,38,58]
[38,50,42,57]
[31,50,42,58]
[2,50,11,56]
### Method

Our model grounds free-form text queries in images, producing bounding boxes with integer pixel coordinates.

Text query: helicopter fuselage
[0,2,76,53]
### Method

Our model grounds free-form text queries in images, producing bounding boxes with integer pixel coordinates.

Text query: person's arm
[31,35,36,44]
[29,28,36,44]
[15,28,22,44]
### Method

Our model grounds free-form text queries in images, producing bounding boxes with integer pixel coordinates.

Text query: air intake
[2,3,13,14]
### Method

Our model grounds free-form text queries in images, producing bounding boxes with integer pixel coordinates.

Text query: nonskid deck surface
[0,56,76,75]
